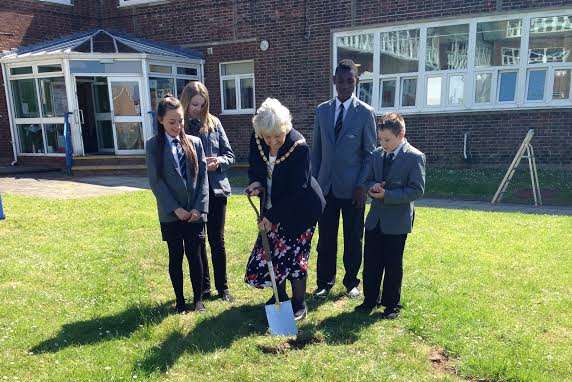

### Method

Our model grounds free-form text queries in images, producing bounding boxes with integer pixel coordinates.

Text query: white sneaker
[347,287,361,299]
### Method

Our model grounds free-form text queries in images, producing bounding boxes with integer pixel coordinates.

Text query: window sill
[118,0,168,8]
[220,110,255,116]
[37,0,73,6]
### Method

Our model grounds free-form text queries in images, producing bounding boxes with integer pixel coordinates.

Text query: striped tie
[335,104,344,140]
[172,138,187,180]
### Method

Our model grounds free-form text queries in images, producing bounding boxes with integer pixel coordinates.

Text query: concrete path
[1,174,571,216]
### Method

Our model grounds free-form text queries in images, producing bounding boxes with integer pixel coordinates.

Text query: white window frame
[38,0,72,5]
[219,60,255,115]
[6,61,67,156]
[332,8,572,115]
[147,62,200,98]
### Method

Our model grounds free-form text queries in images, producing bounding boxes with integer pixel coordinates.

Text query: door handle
[79,109,85,125]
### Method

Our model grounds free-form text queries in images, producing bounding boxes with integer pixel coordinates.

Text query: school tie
[172,138,187,180]
[334,103,344,140]
[382,152,394,181]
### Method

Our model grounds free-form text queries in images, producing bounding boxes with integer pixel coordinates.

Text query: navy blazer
[186,117,235,198]
[249,128,325,237]
[146,134,209,223]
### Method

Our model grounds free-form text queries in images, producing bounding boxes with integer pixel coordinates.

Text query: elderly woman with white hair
[244,98,325,320]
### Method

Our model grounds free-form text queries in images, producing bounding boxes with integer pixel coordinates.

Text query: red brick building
[1,0,572,170]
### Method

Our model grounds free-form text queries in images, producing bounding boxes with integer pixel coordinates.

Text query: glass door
[93,77,114,153]
[108,77,145,155]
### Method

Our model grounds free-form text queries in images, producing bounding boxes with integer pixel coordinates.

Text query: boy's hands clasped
[368,182,386,200]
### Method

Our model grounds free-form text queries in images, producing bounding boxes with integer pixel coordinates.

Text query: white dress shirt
[165,133,185,182]
[334,95,354,129]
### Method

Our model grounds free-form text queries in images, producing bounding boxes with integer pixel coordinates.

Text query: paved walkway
[1,174,571,215]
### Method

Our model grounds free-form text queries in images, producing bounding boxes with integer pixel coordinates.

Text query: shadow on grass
[136,303,265,374]
[30,302,172,354]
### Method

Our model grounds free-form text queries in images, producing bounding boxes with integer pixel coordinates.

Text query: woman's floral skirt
[245,224,315,288]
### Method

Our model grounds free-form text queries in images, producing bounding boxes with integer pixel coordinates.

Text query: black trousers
[164,222,205,306]
[201,192,229,293]
[362,225,408,308]
[316,193,365,290]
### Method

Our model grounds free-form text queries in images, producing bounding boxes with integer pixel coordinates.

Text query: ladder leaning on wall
[491,129,542,206]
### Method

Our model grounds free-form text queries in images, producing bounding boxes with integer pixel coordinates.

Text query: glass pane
[220,61,254,76]
[475,73,492,103]
[149,64,171,74]
[177,67,198,76]
[426,77,442,106]
[222,79,236,110]
[527,70,546,101]
[11,79,39,118]
[39,77,67,117]
[70,60,142,74]
[176,78,194,99]
[38,64,62,73]
[111,81,141,116]
[449,75,465,105]
[498,71,517,102]
[240,78,254,109]
[116,41,138,53]
[529,16,572,64]
[336,34,374,78]
[10,67,32,75]
[426,24,469,71]
[381,80,396,108]
[358,81,372,105]
[553,69,571,99]
[115,122,144,150]
[380,29,420,74]
[18,124,44,153]
[94,81,110,113]
[149,77,175,112]
[401,78,417,107]
[476,20,522,67]
[96,120,114,150]
[45,124,65,154]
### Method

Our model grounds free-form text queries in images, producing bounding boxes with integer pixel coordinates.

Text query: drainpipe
[1,63,18,166]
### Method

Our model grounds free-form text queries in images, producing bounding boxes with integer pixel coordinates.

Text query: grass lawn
[0,192,570,382]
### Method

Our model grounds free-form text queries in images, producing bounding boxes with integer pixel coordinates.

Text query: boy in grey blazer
[312,59,377,299]
[355,112,425,319]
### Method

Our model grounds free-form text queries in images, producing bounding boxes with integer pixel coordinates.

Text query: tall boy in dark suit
[355,112,426,319]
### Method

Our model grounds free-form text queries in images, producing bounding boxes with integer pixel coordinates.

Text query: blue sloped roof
[2,29,202,60]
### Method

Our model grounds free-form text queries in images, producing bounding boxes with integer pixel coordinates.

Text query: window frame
[219,60,255,115]
[332,9,572,115]
[6,61,67,156]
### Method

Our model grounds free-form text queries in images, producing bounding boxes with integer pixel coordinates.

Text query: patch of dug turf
[258,331,325,354]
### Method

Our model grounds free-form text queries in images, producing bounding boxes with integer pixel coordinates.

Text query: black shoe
[265,294,289,305]
[219,290,235,303]
[354,303,375,314]
[175,304,189,314]
[293,302,307,321]
[381,306,400,320]
[194,301,206,313]
[313,288,330,299]
[202,290,212,299]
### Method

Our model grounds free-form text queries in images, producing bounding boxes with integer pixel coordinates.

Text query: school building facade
[1,0,571,171]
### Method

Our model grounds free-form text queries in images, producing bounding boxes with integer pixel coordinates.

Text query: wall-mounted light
[260,40,269,51]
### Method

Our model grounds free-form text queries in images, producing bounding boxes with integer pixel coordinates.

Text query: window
[219,61,255,113]
[526,69,547,101]
[7,63,68,155]
[147,63,199,112]
[332,9,572,114]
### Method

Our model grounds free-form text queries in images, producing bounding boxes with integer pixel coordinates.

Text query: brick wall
[0,0,98,164]
[1,0,572,166]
